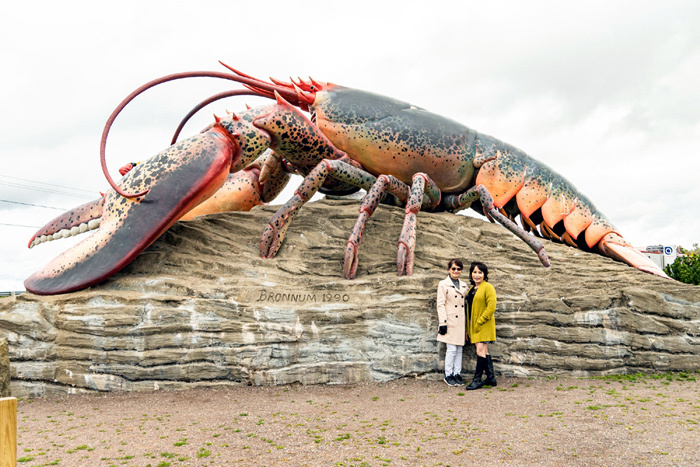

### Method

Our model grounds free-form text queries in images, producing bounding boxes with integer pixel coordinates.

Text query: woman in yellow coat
[465,261,498,390]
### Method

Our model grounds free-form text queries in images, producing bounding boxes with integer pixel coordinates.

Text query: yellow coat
[466,281,497,343]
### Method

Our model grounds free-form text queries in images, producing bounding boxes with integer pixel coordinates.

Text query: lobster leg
[397,173,442,277]
[561,231,578,248]
[344,174,411,279]
[443,185,551,267]
[260,158,378,260]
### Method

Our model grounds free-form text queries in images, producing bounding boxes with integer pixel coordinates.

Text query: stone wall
[1,199,699,397]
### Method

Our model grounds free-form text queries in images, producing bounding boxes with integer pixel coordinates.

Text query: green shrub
[664,254,700,285]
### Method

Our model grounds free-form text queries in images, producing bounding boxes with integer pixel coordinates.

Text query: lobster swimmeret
[24,62,668,295]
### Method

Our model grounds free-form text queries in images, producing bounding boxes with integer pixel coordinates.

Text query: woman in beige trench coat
[436,259,467,386]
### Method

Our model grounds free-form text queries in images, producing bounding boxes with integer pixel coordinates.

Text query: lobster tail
[474,135,668,278]
[598,233,670,277]
[562,199,593,241]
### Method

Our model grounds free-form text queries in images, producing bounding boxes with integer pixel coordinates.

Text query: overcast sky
[1,1,698,291]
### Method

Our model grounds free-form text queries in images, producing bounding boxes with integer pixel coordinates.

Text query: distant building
[638,244,682,269]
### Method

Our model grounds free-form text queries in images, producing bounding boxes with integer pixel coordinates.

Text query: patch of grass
[592,371,698,383]
[66,444,92,453]
[173,438,188,447]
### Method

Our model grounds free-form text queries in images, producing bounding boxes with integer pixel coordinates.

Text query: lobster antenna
[101,71,281,198]
[217,61,309,104]
[170,89,257,145]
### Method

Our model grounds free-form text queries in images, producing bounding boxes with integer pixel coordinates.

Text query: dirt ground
[13,373,700,466]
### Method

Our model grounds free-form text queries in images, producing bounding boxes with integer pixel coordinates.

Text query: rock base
[2,199,699,397]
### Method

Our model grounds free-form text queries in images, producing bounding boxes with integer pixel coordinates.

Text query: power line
[0,180,96,199]
[0,199,67,211]
[0,174,98,195]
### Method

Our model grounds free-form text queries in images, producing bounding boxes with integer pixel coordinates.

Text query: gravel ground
[14,373,700,466]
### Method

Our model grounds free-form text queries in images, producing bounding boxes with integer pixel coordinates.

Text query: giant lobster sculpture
[24,62,668,295]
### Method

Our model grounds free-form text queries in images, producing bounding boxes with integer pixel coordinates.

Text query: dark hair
[468,261,489,285]
[447,259,463,270]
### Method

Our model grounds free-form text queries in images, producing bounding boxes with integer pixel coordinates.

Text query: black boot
[482,355,497,387]
[466,356,486,390]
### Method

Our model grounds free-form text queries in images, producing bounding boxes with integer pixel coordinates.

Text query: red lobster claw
[24,129,237,295]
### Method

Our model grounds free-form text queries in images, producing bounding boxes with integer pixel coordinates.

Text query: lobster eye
[310,85,315,91]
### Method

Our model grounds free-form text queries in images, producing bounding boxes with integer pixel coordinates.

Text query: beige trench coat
[436,276,467,346]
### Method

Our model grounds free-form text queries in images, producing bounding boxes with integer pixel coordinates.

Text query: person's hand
[438,325,447,335]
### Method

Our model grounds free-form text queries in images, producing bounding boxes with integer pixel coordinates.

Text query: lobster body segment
[312,87,477,192]
[472,134,617,247]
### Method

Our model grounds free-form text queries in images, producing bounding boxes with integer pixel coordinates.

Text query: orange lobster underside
[478,159,615,249]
